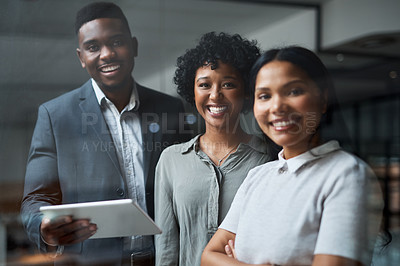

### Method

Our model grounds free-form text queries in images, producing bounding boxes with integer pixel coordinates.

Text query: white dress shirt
[92,79,152,252]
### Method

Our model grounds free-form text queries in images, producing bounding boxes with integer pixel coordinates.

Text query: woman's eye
[257,93,271,100]
[289,88,303,96]
[198,83,209,88]
[223,82,235,88]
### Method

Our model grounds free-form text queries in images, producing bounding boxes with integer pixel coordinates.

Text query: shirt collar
[181,134,201,154]
[91,78,140,111]
[278,140,341,173]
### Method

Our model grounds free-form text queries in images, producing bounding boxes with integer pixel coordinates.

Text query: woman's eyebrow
[282,79,307,88]
[196,76,209,82]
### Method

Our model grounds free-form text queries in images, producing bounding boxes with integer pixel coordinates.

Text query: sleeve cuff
[40,234,64,257]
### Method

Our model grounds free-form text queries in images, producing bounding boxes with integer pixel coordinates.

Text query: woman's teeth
[208,106,227,114]
[272,120,295,127]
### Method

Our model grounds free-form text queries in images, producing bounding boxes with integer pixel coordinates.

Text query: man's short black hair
[75,2,131,34]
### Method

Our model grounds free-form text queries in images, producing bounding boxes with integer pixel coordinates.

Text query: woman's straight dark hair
[250,46,342,144]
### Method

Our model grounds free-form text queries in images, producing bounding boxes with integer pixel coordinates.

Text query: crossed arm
[201,229,271,266]
[201,229,363,266]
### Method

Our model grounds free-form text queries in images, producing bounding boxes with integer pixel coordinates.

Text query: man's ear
[76,48,86,68]
[131,37,138,57]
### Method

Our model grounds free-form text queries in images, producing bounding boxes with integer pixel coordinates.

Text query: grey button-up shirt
[155,134,275,266]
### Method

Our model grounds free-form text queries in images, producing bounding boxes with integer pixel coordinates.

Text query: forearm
[312,254,363,266]
[202,229,271,266]
[201,250,273,266]
[201,250,255,266]
[20,203,44,250]
[21,172,61,251]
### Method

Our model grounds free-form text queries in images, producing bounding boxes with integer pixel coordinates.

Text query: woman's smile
[254,60,326,159]
[194,61,245,132]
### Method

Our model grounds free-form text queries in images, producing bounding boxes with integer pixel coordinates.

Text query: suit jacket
[21,80,191,264]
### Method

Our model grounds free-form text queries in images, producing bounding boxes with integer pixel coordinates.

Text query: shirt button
[278,168,286,174]
[116,188,125,197]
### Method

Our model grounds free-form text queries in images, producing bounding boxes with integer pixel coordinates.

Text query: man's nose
[100,46,116,61]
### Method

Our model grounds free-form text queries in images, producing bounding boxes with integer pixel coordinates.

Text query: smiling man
[21,2,189,265]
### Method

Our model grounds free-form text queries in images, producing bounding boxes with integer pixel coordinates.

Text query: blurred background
[0,0,399,264]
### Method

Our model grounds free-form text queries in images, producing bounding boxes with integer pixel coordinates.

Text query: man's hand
[40,215,97,246]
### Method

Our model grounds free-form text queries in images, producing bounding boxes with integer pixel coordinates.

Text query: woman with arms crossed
[202,46,383,266]
[155,32,276,266]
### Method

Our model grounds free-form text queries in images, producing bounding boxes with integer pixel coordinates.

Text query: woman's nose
[209,86,223,100]
[270,95,286,115]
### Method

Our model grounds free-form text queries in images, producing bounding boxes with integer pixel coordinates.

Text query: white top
[220,141,383,266]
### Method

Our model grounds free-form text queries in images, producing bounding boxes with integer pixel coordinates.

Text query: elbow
[201,246,216,266]
[200,249,209,266]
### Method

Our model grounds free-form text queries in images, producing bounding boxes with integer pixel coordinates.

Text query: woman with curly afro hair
[154,32,277,266]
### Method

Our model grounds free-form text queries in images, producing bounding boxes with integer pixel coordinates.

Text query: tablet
[39,199,161,239]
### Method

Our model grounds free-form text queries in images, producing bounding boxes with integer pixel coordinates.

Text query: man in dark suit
[20,2,190,265]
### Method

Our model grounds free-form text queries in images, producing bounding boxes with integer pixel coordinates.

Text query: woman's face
[253,60,326,159]
[194,61,245,133]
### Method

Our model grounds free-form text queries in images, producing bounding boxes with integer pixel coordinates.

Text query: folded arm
[202,229,363,266]
[201,229,271,266]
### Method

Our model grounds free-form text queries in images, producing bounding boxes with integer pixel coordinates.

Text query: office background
[0,0,399,264]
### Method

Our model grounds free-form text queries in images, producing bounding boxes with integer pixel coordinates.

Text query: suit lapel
[78,81,122,177]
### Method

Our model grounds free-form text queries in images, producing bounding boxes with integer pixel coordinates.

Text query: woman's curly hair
[174,31,260,112]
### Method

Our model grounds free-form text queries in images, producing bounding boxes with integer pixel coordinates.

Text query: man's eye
[113,40,123,47]
[87,45,99,52]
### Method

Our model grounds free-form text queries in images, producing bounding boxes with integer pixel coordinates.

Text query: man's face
[76,18,137,92]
